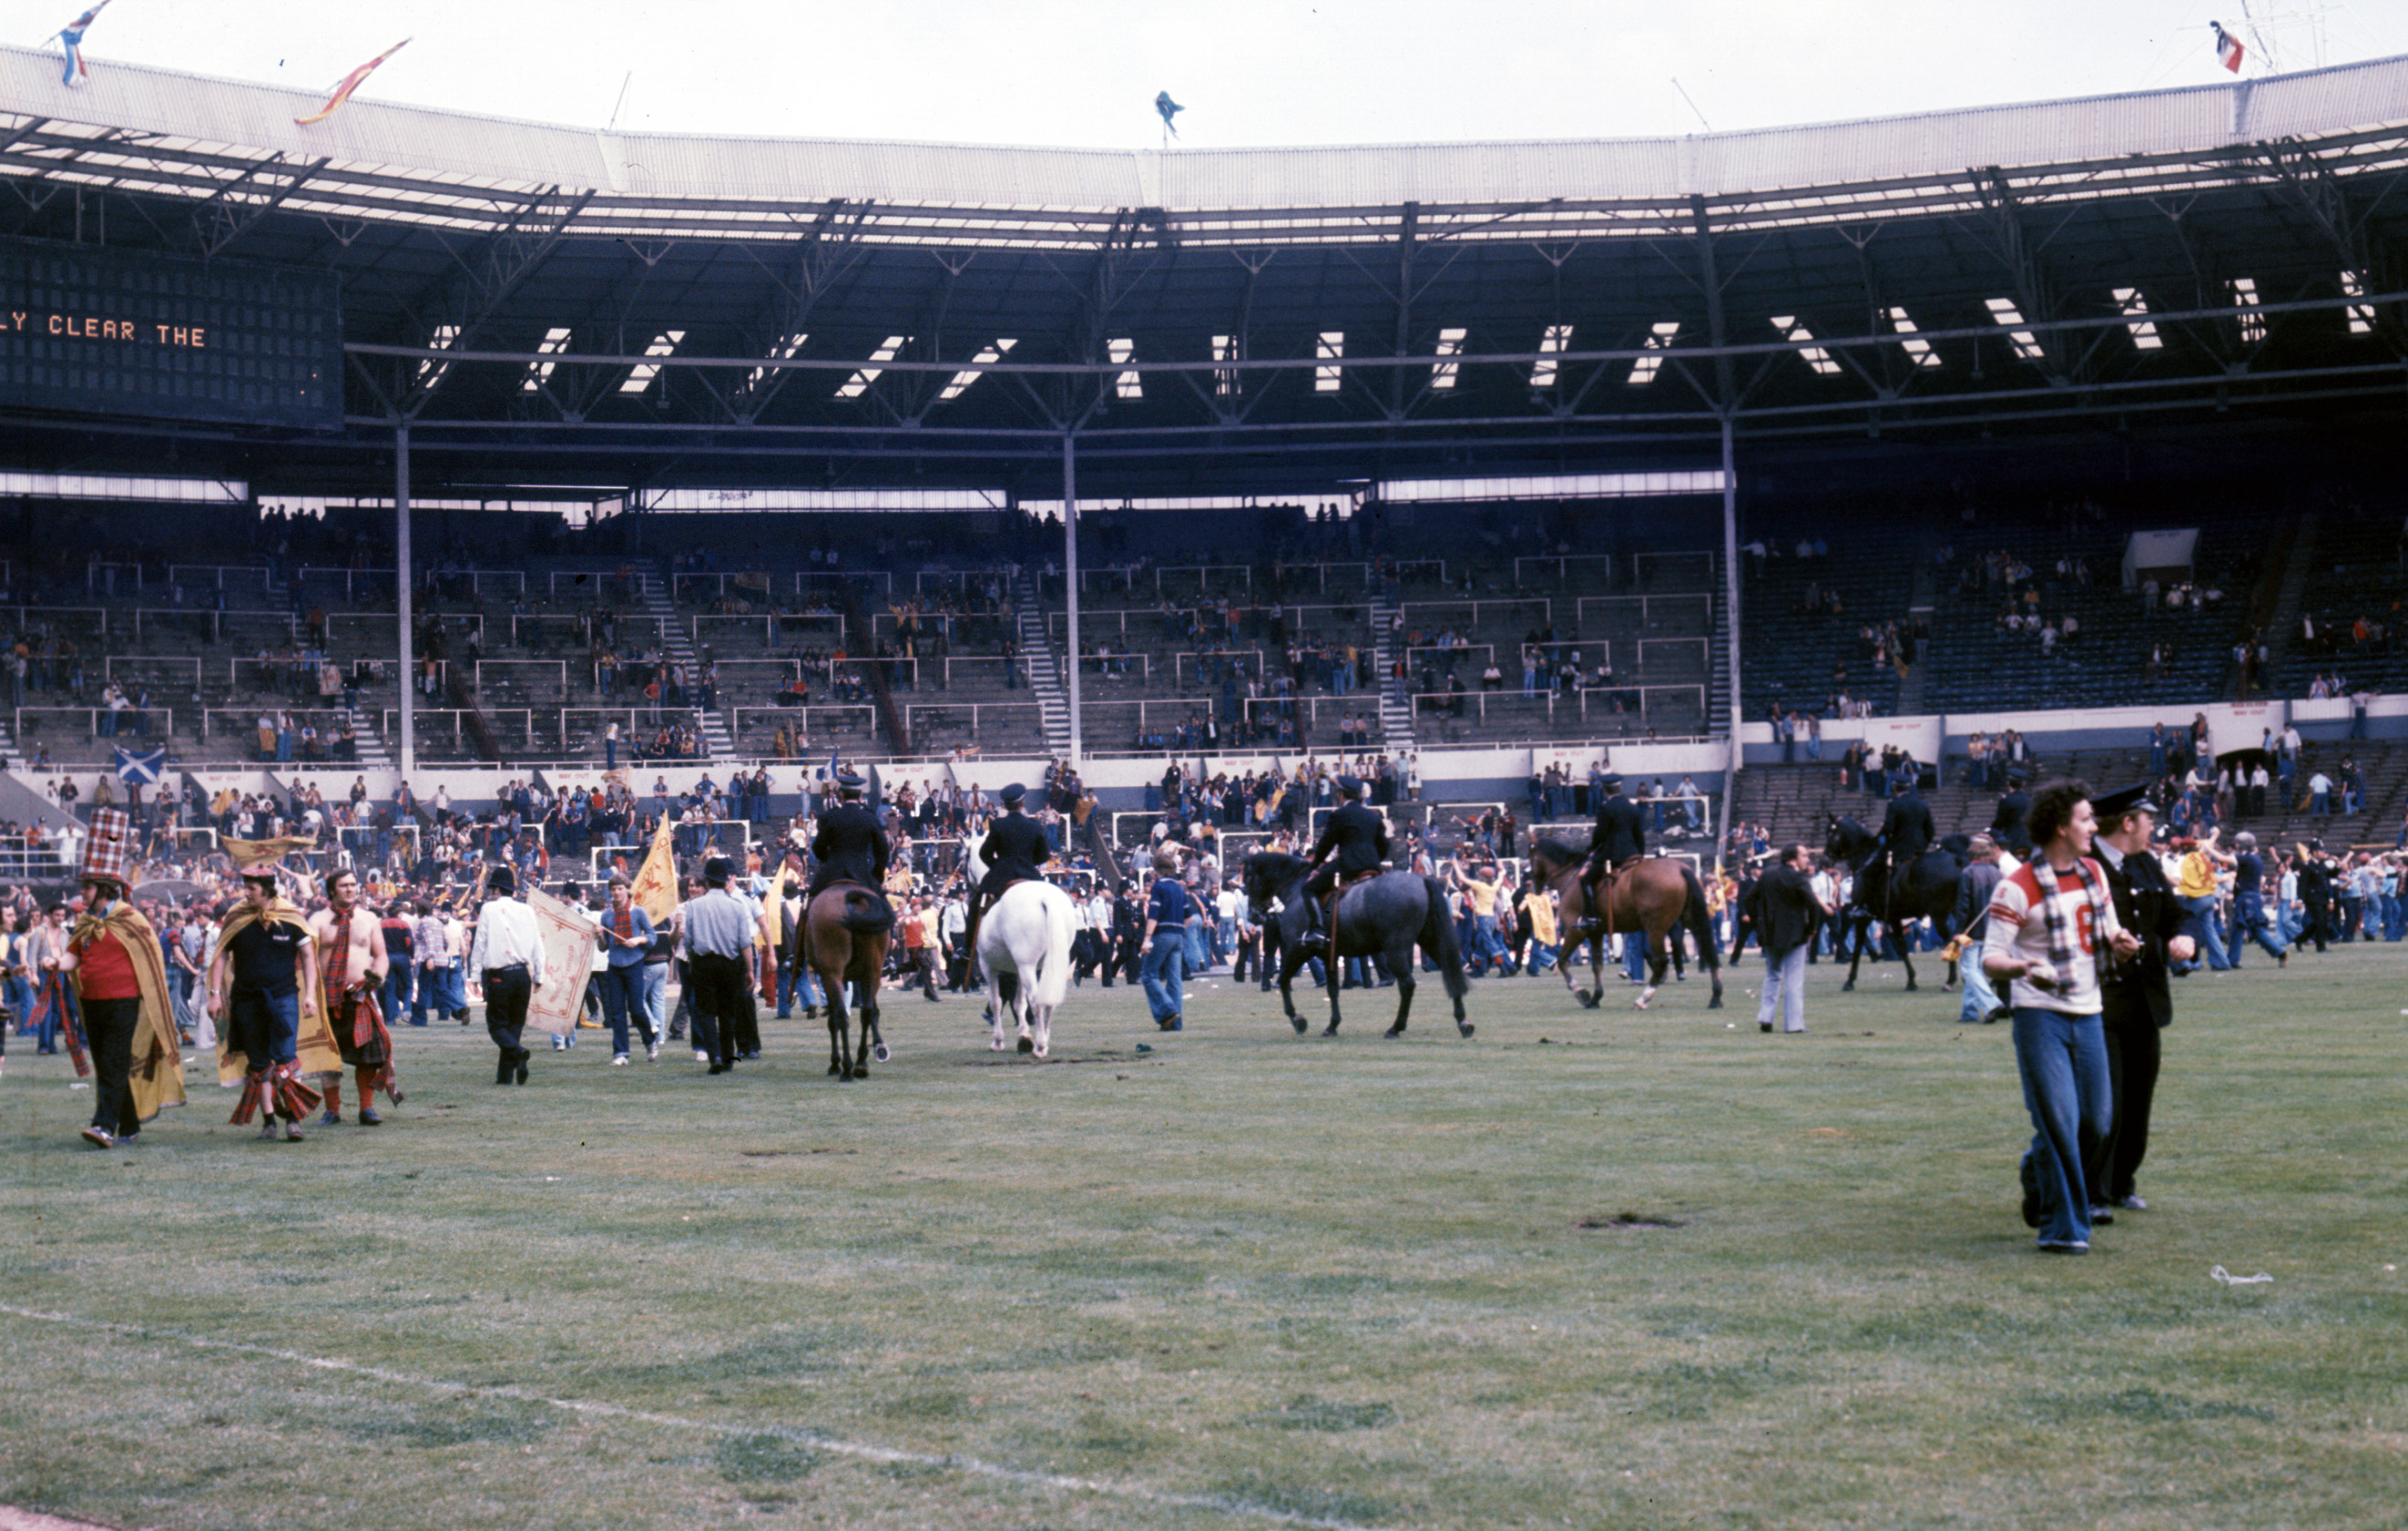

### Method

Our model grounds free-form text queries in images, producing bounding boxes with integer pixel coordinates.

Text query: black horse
[1823,815,1971,993]
[1242,852,1471,1039]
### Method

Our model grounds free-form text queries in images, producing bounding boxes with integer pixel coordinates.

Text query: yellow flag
[629,813,679,922]
[758,860,795,951]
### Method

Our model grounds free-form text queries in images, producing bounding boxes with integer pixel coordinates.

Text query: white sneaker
[694,1049,710,1062]
[611,1053,629,1066]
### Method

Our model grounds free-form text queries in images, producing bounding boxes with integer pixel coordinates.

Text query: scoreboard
[0,234,342,432]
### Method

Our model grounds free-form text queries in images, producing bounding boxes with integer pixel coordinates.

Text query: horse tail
[1421,875,1470,1003]
[1032,887,1077,1009]
[840,889,895,933]
[1679,862,1721,974]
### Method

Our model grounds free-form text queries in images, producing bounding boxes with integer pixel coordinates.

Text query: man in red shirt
[47,808,185,1148]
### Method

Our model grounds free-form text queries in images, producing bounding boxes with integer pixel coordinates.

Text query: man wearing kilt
[308,868,396,1127]
[208,844,336,1141]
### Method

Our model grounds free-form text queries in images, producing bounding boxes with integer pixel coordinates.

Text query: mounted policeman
[966,782,1053,962]
[1577,772,1646,928]
[1301,774,1388,964]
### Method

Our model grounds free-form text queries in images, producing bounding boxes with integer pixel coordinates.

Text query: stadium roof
[6,43,2408,501]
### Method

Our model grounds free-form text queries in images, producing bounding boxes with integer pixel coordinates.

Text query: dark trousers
[2093,1000,2163,1206]
[686,952,750,1068]
[483,966,533,1075]
[382,961,413,1027]
[81,995,142,1137]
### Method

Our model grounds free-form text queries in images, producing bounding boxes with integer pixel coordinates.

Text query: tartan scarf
[2028,855,2111,977]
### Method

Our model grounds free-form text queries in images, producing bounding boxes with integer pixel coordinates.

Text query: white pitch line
[0,1303,1388,1531]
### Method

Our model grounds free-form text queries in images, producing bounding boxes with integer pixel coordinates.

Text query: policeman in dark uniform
[966,782,1055,959]
[2088,784,2200,1219]
[1880,771,1937,868]
[805,771,891,900]
[1990,786,2034,859]
[1578,773,1647,925]
[1301,776,1389,958]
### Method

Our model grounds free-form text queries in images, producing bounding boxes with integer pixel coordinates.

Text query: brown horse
[1526,838,1722,1010]
[804,883,894,1081]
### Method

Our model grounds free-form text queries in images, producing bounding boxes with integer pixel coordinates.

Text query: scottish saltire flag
[295,36,411,126]
[1155,91,1183,136]
[54,0,111,88]
[113,746,165,785]
[2213,22,2245,73]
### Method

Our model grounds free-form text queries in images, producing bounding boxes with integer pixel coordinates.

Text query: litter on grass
[2210,1266,2273,1286]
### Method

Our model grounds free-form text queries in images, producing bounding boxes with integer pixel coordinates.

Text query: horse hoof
[1290,1015,1309,1035]
[1017,1036,1034,1054]
[1324,1023,1344,1038]
[872,1042,891,1063]
[1577,990,1600,1009]
[1841,981,1856,993]
[853,1066,869,1079]
[1033,1043,1049,1059]
[826,1063,840,1076]
[1707,996,1723,1010]
[1457,1021,1475,1038]
[989,1037,1008,1051]
[1383,1025,1405,1039]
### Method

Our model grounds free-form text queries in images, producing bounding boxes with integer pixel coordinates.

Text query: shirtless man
[308,870,394,1126]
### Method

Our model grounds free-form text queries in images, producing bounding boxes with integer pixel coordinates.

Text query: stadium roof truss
[8,45,2408,496]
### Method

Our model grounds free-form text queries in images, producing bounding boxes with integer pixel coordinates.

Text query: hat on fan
[79,807,134,889]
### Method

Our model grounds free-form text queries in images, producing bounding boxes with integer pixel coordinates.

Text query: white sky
[12,0,2408,148]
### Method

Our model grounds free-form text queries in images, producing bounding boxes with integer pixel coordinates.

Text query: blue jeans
[1140,931,1187,1023]
[777,958,819,1015]
[598,964,657,1053]
[2011,1005,2111,1247]
[2231,891,2288,962]
[2181,894,2230,969]
[382,960,415,1025]
[1471,913,1505,972]
[1958,949,2001,1022]
[1182,915,1208,971]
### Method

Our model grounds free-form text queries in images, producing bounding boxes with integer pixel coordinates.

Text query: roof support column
[394,421,415,778]
[1692,195,1743,862]
[1062,431,1083,764]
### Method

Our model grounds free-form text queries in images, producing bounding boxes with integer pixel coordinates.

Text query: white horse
[963,836,1078,1058]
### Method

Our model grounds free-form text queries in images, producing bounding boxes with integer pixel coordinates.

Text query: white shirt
[469,895,546,982]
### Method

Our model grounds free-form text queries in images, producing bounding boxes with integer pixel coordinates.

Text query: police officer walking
[2089,784,2200,1219]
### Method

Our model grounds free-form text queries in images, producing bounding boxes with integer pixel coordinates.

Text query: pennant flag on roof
[113,745,164,785]
[53,0,111,88]
[295,37,412,126]
[2213,22,2245,73]
[1155,91,1184,136]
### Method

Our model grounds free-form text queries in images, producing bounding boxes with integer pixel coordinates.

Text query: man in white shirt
[469,864,545,1085]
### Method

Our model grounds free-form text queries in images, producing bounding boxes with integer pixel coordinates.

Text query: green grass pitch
[2,947,2403,1530]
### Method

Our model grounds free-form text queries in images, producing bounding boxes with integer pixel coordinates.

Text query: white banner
[522,886,596,1038]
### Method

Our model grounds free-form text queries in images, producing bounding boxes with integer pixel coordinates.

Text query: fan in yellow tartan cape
[210,895,340,1093]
